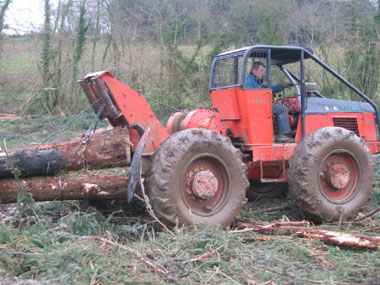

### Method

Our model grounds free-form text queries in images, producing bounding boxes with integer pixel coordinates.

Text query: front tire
[146,128,248,227]
[288,127,373,222]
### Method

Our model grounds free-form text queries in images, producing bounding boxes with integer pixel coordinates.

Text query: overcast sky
[4,0,58,35]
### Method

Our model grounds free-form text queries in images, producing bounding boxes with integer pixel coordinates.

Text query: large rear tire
[146,128,248,227]
[288,127,373,222]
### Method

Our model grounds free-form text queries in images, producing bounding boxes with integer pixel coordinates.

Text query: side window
[244,50,269,89]
[212,55,243,89]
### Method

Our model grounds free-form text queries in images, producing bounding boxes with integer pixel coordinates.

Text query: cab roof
[216,45,314,65]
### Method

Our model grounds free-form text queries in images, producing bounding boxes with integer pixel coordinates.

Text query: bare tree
[0,0,12,61]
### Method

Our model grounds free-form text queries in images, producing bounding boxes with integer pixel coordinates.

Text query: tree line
[0,0,380,117]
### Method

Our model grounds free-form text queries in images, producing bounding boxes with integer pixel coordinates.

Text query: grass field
[0,116,379,284]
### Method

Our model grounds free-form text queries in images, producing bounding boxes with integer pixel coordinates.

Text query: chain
[67,103,106,165]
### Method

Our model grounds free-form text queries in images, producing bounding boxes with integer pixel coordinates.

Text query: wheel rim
[181,153,229,216]
[319,150,360,204]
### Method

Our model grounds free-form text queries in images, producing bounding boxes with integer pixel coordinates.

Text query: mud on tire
[146,128,248,227]
[288,127,374,222]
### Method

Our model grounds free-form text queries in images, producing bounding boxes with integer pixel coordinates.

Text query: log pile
[0,127,133,203]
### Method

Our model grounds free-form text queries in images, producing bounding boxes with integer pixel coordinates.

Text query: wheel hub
[319,152,360,203]
[324,163,350,190]
[191,170,219,199]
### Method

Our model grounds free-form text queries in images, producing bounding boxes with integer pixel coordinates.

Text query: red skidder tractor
[79,45,380,227]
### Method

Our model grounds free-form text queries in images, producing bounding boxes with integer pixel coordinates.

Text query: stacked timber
[0,127,132,203]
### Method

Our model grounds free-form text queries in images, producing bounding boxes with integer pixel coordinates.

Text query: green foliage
[1,200,379,284]
[41,0,51,86]
[2,0,380,116]
[258,15,283,45]
[0,203,122,283]
[72,0,89,98]
[344,8,380,102]
[209,0,232,15]
[151,17,216,118]
[2,53,38,73]
[0,0,12,60]
[0,0,11,33]
[52,0,73,112]
[72,1,88,67]
[39,0,58,113]
[0,113,108,149]
[14,184,42,222]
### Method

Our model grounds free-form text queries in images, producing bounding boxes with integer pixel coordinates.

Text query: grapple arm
[78,71,168,153]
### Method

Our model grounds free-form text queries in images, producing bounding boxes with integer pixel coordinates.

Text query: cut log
[0,168,131,204]
[0,127,132,179]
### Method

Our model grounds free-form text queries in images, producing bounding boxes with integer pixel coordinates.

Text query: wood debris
[95,237,178,283]
[0,113,22,121]
[232,219,380,249]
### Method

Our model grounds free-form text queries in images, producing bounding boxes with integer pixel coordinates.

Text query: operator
[244,61,293,143]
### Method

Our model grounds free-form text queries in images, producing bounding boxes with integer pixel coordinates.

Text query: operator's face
[252,65,265,80]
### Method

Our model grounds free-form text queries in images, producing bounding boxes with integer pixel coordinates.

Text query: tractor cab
[209,45,380,150]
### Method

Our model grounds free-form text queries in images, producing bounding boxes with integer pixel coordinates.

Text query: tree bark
[0,167,131,204]
[0,127,132,179]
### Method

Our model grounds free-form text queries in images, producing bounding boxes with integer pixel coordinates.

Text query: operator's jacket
[244,72,283,92]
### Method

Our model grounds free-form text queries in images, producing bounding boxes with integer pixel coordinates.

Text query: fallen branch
[185,244,224,263]
[140,177,175,237]
[47,223,68,233]
[362,226,380,233]
[95,237,178,283]
[293,243,333,268]
[232,220,310,234]
[231,220,380,249]
[355,206,380,222]
[213,266,241,284]
[0,113,22,121]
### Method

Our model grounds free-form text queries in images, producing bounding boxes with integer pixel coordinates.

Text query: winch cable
[35,92,184,160]
[36,98,103,149]
[141,94,185,113]
[67,103,106,165]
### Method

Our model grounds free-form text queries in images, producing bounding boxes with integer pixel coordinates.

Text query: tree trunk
[0,127,132,179]
[0,167,131,204]
[91,0,101,71]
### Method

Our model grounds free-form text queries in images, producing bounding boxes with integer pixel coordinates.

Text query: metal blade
[127,127,150,203]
